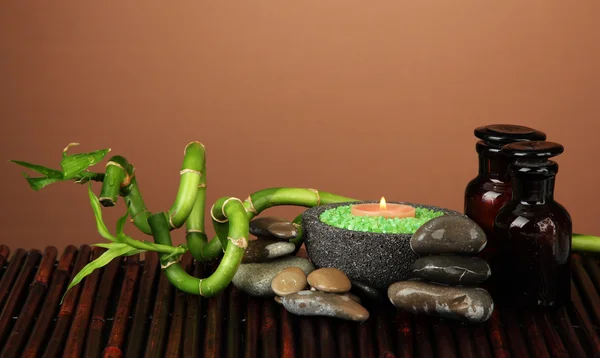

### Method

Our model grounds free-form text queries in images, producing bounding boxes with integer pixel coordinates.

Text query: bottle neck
[511,174,555,204]
[478,151,512,181]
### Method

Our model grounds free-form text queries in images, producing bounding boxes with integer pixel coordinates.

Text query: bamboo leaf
[61,243,141,304]
[88,183,116,242]
[115,208,129,241]
[61,148,110,179]
[10,160,63,178]
[23,175,64,191]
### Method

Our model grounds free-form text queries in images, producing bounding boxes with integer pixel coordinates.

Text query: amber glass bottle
[464,125,546,268]
[492,141,572,309]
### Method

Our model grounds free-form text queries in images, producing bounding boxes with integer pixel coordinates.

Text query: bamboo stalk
[0,247,57,357]
[186,165,208,261]
[0,249,42,346]
[22,245,78,358]
[98,155,130,206]
[42,245,93,357]
[62,246,106,358]
[144,270,173,358]
[165,252,193,357]
[103,254,141,358]
[168,141,205,229]
[125,252,159,357]
[0,248,26,310]
[85,252,123,357]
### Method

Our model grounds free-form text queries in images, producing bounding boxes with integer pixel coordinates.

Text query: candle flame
[380,196,387,211]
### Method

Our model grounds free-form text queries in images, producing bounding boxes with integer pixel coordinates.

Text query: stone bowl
[302,201,462,290]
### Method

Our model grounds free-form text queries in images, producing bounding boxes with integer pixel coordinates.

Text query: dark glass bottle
[492,141,572,309]
[464,125,547,267]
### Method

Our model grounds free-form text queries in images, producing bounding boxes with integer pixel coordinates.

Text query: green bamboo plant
[10,142,600,300]
[11,142,357,299]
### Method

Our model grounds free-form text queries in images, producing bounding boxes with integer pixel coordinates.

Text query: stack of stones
[387,215,495,323]
[232,216,370,322]
[232,217,315,297]
[271,267,370,322]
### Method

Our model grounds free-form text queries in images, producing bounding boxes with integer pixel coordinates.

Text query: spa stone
[271,267,308,296]
[241,239,296,263]
[410,215,487,255]
[350,280,388,306]
[282,290,370,322]
[413,255,491,285]
[303,201,462,289]
[388,281,494,323]
[249,217,299,240]
[307,267,352,293]
[232,256,315,297]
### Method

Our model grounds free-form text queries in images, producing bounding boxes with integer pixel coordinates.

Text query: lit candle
[351,197,416,219]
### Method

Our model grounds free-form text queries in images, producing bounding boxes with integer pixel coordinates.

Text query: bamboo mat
[0,245,599,357]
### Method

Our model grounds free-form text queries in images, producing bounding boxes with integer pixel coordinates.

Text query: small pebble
[413,255,491,285]
[282,290,370,322]
[387,280,494,323]
[242,239,296,263]
[410,215,487,255]
[274,296,283,305]
[271,267,308,296]
[232,256,315,297]
[307,267,352,293]
[250,217,299,240]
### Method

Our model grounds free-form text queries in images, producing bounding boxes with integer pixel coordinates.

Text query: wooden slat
[165,253,193,357]
[125,251,159,357]
[0,249,26,311]
[0,246,58,357]
[183,261,204,357]
[145,268,173,358]
[62,246,106,358]
[103,254,141,358]
[0,249,42,346]
[22,245,78,358]
[0,245,11,278]
[0,246,597,357]
[42,245,92,357]
[85,253,124,357]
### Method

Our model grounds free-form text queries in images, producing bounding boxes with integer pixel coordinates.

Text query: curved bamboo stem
[167,142,205,229]
[149,197,248,297]
[98,155,131,207]
[186,166,208,261]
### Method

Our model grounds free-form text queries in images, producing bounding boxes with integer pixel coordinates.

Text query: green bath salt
[319,205,444,234]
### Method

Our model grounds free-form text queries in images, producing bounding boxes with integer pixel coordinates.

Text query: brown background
[1,1,599,251]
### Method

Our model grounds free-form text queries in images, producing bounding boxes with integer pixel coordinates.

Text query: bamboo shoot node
[228,236,248,249]
[161,260,177,269]
[180,168,202,177]
[210,204,228,223]
[309,188,321,205]
[245,196,257,214]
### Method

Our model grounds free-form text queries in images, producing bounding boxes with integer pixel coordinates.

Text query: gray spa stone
[410,215,487,255]
[282,290,370,321]
[249,217,299,240]
[350,280,388,306]
[241,239,296,263]
[412,255,491,285]
[302,201,462,289]
[232,256,315,297]
[388,281,494,323]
